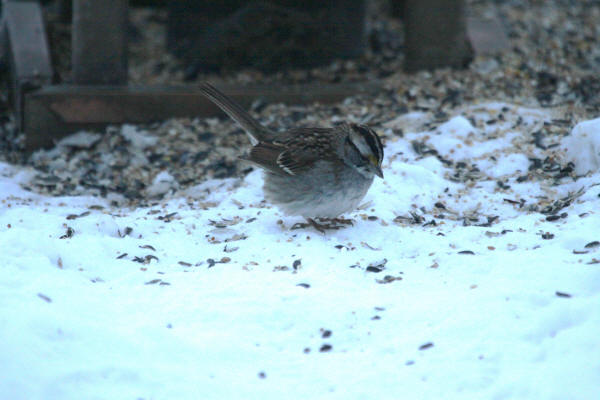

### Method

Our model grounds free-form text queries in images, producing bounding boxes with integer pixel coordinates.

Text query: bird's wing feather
[242,140,321,176]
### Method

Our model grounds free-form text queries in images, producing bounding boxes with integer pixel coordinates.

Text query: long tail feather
[199,82,272,144]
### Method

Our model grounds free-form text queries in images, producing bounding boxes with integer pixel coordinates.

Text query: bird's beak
[368,155,384,178]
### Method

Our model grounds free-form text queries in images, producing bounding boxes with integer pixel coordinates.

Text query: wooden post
[403,0,473,72]
[72,0,128,84]
[2,0,54,130]
[58,0,72,23]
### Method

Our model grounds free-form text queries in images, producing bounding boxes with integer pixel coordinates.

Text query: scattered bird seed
[37,293,52,303]
[321,329,332,338]
[366,258,387,273]
[66,211,91,220]
[475,215,499,227]
[540,189,585,215]
[59,227,74,239]
[223,245,239,253]
[158,212,178,222]
[293,259,302,270]
[376,275,403,284]
[555,291,572,298]
[224,234,248,242]
[319,344,332,352]
[485,230,512,238]
[361,242,381,251]
[394,212,425,225]
[419,342,434,350]
[133,255,159,264]
[496,181,510,190]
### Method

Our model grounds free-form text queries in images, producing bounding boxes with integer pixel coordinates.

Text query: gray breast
[262,161,374,218]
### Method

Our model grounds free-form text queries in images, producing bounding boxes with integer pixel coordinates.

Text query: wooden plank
[3,0,53,129]
[72,0,128,84]
[24,82,381,149]
[0,18,5,69]
[3,1,53,82]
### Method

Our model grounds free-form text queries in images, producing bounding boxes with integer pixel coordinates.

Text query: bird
[199,82,384,232]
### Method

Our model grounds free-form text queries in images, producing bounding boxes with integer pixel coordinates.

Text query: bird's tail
[199,82,272,144]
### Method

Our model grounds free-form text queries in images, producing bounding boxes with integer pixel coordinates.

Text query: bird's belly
[263,164,374,218]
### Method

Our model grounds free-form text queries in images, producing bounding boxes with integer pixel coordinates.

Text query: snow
[1,105,600,400]
[120,124,159,149]
[562,117,600,175]
[145,170,178,198]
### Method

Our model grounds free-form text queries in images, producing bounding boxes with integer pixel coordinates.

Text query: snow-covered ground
[1,104,599,399]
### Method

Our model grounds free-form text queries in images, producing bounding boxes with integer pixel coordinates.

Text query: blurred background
[0,0,598,199]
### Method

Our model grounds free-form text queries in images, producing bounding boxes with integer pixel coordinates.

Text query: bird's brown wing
[241,128,340,176]
[241,142,312,176]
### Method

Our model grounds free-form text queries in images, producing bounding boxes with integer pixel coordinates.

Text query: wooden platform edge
[24,82,381,149]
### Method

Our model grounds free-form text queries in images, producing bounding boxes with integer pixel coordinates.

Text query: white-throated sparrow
[200,82,384,231]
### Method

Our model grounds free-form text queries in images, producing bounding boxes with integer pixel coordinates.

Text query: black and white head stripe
[349,124,384,164]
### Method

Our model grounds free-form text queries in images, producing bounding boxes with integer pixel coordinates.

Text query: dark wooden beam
[24,82,380,149]
[72,0,128,84]
[2,0,53,130]
[404,0,473,72]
